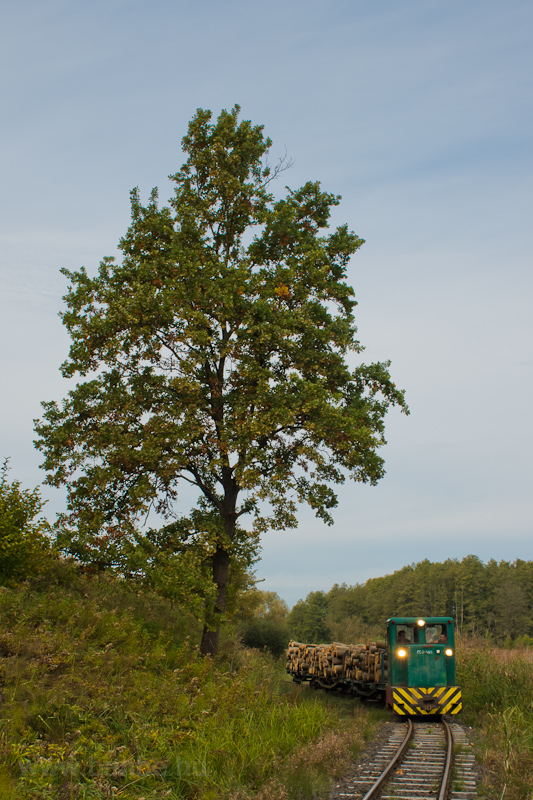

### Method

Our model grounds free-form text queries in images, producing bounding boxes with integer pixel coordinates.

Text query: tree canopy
[35,105,407,654]
[286,556,533,645]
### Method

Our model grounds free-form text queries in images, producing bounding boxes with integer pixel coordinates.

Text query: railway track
[331,718,478,800]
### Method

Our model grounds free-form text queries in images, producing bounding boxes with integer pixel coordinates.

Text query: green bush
[241,618,290,656]
[0,460,52,583]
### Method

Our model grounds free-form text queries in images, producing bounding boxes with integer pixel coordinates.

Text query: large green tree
[35,106,407,655]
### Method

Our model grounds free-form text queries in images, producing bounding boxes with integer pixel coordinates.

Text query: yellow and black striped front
[391,686,462,715]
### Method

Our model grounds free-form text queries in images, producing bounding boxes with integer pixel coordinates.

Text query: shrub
[0,459,52,583]
[0,567,375,799]
[241,618,290,657]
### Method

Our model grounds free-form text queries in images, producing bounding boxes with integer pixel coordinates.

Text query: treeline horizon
[284,555,533,646]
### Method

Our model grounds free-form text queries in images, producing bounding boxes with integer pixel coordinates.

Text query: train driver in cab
[425,625,448,644]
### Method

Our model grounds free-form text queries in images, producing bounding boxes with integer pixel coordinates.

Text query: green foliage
[458,641,533,713]
[121,509,259,620]
[287,556,533,645]
[34,105,407,653]
[287,591,331,642]
[0,564,374,799]
[238,589,289,624]
[457,639,533,799]
[0,460,52,583]
[241,618,290,656]
[238,589,290,656]
[515,633,533,647]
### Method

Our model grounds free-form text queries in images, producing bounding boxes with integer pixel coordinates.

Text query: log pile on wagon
[286,640,389,684]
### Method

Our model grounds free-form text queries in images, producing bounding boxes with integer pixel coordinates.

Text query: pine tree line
[286,556,533,645]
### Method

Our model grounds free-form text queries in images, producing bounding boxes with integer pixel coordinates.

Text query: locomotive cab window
[425,624,447,644]
[396,625,419,644]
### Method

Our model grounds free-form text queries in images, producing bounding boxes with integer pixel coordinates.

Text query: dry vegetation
[0,561,377,799]
[457,636,533,799]
[2,552,532,799]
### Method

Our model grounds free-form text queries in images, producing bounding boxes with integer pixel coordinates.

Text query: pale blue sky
[1,0,532,604]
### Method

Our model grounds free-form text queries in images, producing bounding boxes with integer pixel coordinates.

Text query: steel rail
[438,717,454,800]
[360,718,413,800]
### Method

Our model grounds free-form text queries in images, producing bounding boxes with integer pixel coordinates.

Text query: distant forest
[285,556,533,645]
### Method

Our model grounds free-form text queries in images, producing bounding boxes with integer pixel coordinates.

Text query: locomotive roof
[386,616,454,624]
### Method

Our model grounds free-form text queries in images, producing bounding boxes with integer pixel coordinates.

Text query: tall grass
[457,637,533,800]
[0,562,374,799]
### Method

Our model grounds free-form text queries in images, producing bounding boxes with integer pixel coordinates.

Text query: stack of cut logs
[286,640,388,684]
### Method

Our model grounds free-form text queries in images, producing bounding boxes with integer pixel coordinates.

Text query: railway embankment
[0,561,376,799]
[1,561,532,799]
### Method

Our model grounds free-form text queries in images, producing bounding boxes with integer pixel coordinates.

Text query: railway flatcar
[286,616,462,716]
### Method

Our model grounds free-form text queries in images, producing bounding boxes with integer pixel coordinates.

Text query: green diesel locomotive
[385,616,461,715]
[286,616,462,716]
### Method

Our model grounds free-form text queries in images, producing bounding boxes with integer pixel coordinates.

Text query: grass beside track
[0,562,377,799]
[457,636,533,800]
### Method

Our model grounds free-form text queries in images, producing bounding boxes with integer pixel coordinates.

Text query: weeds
[457,637,533,800]
[0,563,374,799]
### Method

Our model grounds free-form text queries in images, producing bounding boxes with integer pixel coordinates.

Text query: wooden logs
[286,639,389,685]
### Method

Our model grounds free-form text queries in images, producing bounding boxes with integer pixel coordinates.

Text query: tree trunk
[199,544,231,656]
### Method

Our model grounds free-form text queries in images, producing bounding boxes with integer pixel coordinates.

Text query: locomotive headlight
[445,648,453,657]
[417,619,425,627]
[398,649,407,658]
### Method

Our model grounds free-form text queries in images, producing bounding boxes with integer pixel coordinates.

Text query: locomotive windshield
[424,624,448,644]
[395,622,449,645]
[396,624,419,644]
